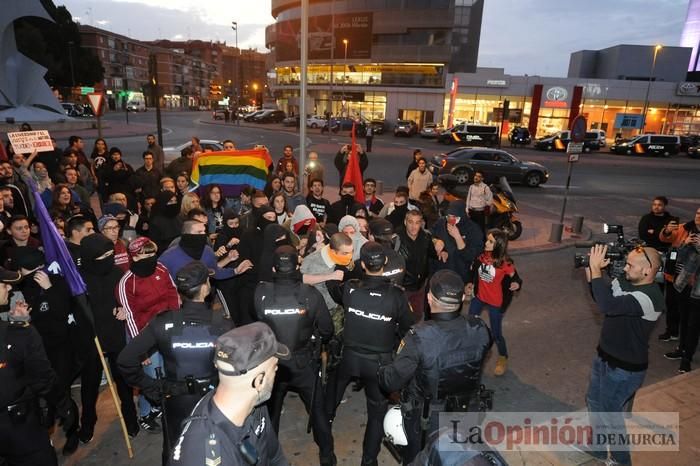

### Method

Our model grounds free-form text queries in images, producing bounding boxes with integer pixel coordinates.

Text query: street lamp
[342,38,348,116]
[641,44,662,133]
[232,21,240,124]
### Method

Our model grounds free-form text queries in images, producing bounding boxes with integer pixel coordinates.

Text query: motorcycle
[437,174,523,241]
[487,177,522,241]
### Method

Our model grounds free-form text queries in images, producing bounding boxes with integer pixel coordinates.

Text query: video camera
[574,224,643,278]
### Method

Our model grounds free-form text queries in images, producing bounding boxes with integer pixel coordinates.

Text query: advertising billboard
[276,12,373,62]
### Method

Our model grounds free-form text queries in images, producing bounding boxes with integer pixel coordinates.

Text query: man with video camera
[584,243,664,465]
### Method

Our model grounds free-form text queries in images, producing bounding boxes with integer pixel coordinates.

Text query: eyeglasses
[635,245,652,268]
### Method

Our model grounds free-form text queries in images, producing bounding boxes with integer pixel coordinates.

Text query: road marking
[541,184,581,189]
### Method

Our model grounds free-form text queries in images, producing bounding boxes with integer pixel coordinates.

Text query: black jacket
[469,259,523,312]
[82,264,126,353]
[395,226,438,290]
[637,211,673,251]
[117,301,232,396]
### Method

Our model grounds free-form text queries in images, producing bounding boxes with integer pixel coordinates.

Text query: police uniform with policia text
[117,261,232,462]
[0,267,77,466]
[327,241,414,466]
[379,269,493,464]
[254,246,336,466]
[170,322,290,466]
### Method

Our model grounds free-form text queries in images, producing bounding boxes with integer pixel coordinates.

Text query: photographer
[584,244,664,465]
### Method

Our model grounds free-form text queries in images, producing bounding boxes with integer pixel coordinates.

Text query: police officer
[117,260,233,464]
[327,241,414,466]
[378,269,493,464]
[0,267,77,466]
[170,323,290,465]
[254,246,336,466]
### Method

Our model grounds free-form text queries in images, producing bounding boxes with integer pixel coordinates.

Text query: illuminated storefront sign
[543,86,569,108]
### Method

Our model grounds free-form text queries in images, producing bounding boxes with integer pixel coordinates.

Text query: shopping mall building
[266,0,700,138]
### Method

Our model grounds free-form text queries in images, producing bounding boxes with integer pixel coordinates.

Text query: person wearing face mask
[159,220,251,282]
[327,182,365,225]
[77,233,140,447]
[9,247,82,455]
[117,237,180,434]
[213,209,241,252]
[169,322,290,466]
[149,191,184,255]
[256,224,293,283]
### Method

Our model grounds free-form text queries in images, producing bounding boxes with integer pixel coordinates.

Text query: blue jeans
[139,351,163,417]
[586,356,646,465]
[469,296,507,357]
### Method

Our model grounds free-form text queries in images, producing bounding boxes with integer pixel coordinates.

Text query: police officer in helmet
[327,241,414,466]
[378,269,493,464]
[0,267,77,466]
[117,260,233,464]
[254,245,336,466]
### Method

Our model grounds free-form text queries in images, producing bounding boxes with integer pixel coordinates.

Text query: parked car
[282,115,301,127]
[431,147,549,187]
[508,127,531,146]
[420,122,445,138]
[588,129,606,148]
[367,119,385,135]
[394,119,418,137]
[437,123,499,147]
[321,117,355,133]
[306,115,327,128]
[610,134,680,157]
[163,139,224,163]
[80,104,95,117]
[687,145,700,159]
[253,110,286,123]
[243,110,265,122]
[680,134,700,152]
[533,130,600,153]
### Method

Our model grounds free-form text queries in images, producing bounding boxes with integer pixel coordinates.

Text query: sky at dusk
[57,0,690,77]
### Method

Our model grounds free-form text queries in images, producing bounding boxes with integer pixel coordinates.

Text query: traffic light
[209,83,222,96]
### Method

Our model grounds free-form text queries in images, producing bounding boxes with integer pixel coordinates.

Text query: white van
[588,129,606,148]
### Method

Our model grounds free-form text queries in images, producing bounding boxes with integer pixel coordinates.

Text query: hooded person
[285,204,317,248]
[149,190,183,254]
[338,215,368,261]
[213,208,242,252]
[257,224,293,283]
[77,233,139,443]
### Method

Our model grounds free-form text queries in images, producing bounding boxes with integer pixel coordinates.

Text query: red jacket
[114,239,130,273]
[117,262,180,337]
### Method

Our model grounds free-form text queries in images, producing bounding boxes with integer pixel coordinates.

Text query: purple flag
[23,174,86,296]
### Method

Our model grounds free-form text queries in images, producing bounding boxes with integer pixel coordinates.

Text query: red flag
[342,122,364,204]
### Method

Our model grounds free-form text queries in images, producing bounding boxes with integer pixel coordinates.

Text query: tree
[13,0,104,87]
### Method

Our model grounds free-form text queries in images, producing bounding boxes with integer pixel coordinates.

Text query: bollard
[549,223,564,243]
[572,215,584,234]
[376,180,384,195]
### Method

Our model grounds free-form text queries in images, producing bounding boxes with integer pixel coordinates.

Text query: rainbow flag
[190,149,273,197]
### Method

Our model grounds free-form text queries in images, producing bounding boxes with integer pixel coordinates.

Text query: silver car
[420,122,444,138]
[163,139,224,163]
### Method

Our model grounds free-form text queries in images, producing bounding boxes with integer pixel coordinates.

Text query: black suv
[508,127,531,147]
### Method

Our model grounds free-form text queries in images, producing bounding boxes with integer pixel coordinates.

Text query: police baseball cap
[360,241,387,269]
[273,245,298,275]
[369,218,393,238]
[214,322,290,376]
[429,270,464,306]
[175,261,214,291]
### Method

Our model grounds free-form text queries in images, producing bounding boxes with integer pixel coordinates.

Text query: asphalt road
[52,111,699,465]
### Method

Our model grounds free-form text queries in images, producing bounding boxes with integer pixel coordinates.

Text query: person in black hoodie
[76,234,139,445]
[149,190,182,255]
[213,209,241,252]
[11,247,81,455]
[327,182,364,225]
[257,223,292,283]
[231,205,278,325]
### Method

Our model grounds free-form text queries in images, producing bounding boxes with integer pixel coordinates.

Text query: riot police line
[1,238,507,466]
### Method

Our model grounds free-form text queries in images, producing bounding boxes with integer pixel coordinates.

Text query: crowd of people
[1,125,698,466]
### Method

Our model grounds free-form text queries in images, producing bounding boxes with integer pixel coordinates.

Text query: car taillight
[441,159,447,168]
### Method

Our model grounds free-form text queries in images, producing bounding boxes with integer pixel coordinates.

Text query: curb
[510,225,593,257]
